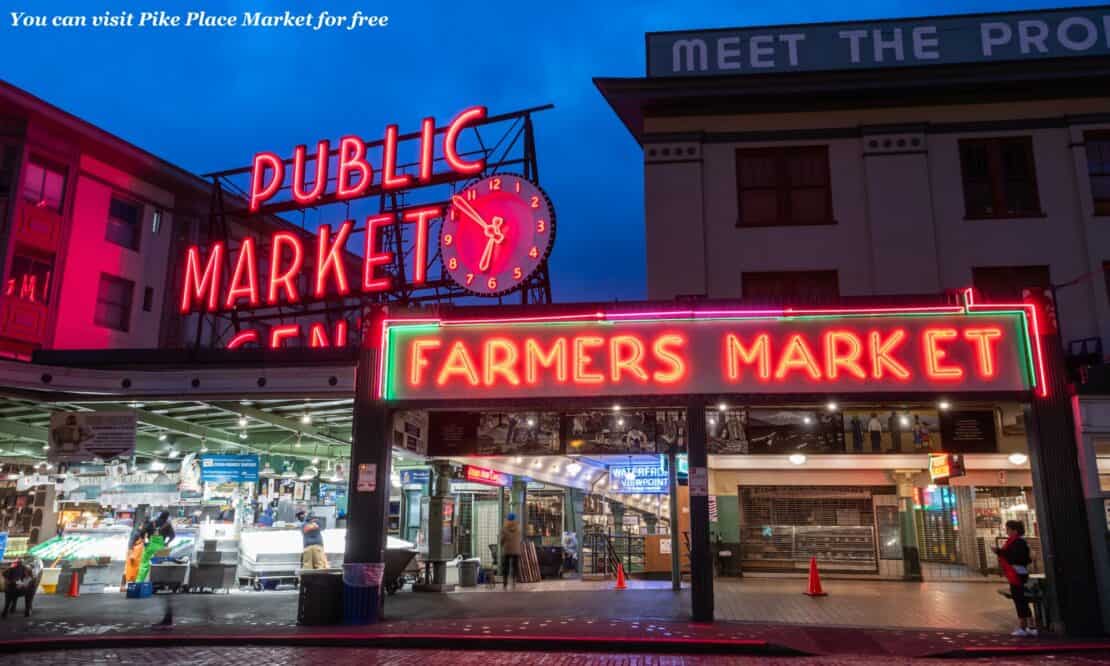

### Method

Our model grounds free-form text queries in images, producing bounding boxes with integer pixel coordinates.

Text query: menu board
[939,410,997,453]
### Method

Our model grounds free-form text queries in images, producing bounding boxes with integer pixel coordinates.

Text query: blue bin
[126,582,153,599]
[342,583,379,625]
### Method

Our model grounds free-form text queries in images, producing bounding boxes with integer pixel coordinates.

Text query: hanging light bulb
[300,413,312,425]
[238,416,248,428]
[239,431,248,440]
[158,432,168,442]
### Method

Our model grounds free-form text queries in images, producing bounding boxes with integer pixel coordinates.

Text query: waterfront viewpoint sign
[648,7,1110,77]
[377,297,1046,402]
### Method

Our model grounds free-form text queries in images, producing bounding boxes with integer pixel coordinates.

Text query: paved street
[7,646,1110,665]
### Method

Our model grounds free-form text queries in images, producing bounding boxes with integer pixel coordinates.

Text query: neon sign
[609,462,670,494]
[379,302,1043,401]
[463,464,513,487]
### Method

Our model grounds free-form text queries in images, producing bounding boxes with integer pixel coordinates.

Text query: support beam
[211,401,350,447]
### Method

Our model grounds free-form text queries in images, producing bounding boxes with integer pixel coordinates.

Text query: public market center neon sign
[377,299,1045,401]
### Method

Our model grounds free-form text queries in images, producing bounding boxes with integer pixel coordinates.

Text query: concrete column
[687,400,713,622]
[891,470,923,582]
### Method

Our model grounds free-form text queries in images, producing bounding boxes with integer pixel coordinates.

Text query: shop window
[735,146,833,227]
[1085,132,1110,215]
[105,195,142,250]
[5,248,53,304]
[21,157,66,213]
[94,273,134,332]
[958,137,1042,218]
[972,265,1050,302]
[741,270,839,303]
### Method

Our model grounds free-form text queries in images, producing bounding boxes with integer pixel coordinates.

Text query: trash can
[297,570,343,625]
[342,562,384,625]
[458,558,480,587]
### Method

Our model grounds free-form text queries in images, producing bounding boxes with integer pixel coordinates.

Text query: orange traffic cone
[67,570,80,598]
[803,557,827,597]
[614,563,628,590]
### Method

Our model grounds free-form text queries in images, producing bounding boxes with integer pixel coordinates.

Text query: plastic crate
[126,581,153,598]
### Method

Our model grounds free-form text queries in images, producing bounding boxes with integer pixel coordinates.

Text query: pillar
[610,501,625,536]
[669,446,681,590]
[891,470,922,582]
[686,400,713,622]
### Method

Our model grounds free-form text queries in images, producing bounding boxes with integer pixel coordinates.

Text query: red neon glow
[824,330,866,380]
[483,338,521,386]
[227,330,260,350]
[964,288,1048,397]
[291,141,329,205]
[249,152,283,212]
[464,465,511,487]
[443,106,487,175]
[314,221,353,298]
[524,337,567,384]
[410,339,442,386]
[437,341,480,386]
[774,334,822,380]
[334,319,349,346]
[180,243,225,313]
[308,323,330,348]
[381,125,413,190]
[964,327,1003,378]
[652,334,687,383]
[225,238,260,309]
[725,333,771,381]
[573,336,606,384]
[418,117,435,183]
[269,324,300,348]
[923,328,964,380]
[610,335,649,382]
[268,232,305,305]
[363,214,395,292]
[869,329,911,380]
[402,206,438,285]
[337,136,373,199]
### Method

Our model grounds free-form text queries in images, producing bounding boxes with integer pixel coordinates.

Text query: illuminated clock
[441,174,555,296]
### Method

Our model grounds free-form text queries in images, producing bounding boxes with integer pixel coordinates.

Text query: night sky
[0,0,1090,302]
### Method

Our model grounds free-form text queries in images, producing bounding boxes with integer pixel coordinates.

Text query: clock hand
[451,195,492,232]
[478,236,497,272]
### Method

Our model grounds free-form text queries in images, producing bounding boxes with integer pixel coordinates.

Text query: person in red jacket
[992,520,1035,637]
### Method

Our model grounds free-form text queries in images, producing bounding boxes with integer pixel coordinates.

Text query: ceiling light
[158,433,167,442]
[938,400,951,410]
[717,402,727,412]
[826,401,838,412]
[612,404,621,412]
[708,417,716,425]
[788,453,807,465]
[168,449,179,459]
[616,418,625,427]
[300,413,312,425]
[513,456,523,464]
[526,418,536,427]
[900,416,910,427]
[150,460,166,472]
[129,401,144,409]
[238,416,249,428]
[802,416,812,425]
[566,462,582,475]
[200,446,209,453]
[42,443,49,451]
[1008,452,1029,465]
[239,432,248,440]
[550,464,561,473]
[533,460,543,468]
[311,457,320,464]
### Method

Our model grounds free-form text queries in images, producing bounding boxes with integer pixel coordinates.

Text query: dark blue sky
[0,0,1087,302]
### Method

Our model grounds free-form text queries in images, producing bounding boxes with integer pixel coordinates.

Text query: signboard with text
[462,465,513,487]
[609,462,670,494]
[382,307,1038,402]
[648,7,1110,77]
[48,412,137,463]
[199,454,259,483]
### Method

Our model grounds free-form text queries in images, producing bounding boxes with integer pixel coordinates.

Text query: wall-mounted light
[1008,452,1029,465]
[788,453,807,465]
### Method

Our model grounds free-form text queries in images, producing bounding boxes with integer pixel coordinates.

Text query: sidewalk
[0,586,1106,659]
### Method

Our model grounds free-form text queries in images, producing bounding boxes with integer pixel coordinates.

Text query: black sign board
[939,410,998,453]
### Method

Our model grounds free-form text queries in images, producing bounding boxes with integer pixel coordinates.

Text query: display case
[739,525,878,573]
[237,527,347,588]
[28,527,131,564]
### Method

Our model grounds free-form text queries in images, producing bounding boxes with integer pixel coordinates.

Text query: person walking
[867,413,883,453]
[147,512,176,629]
[499,513,523,589]
[298,510,328,570]
[1,557,38,618]
[993,520,1036,637]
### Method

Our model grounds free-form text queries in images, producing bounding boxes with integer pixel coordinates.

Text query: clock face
[441,174,555,296]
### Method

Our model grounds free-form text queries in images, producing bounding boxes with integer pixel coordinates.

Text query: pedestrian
[123,533,144,584]
[867,412,882,453]
[148,512,176,629]
[992,520,1036,637]
[297,510,328,570]
[1,557,39,618]
[499,513,522,589]
[850,414,863,452]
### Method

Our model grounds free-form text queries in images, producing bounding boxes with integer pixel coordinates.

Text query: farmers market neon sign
[377,294,1046,401]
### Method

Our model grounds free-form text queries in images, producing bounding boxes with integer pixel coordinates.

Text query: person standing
[499,513,523,589]
[888,411,903,452]
[867,413,883,453]
[148,513,176,629]
[298,510,328,570]
[992,520,1035,636]
[1,557,37,618]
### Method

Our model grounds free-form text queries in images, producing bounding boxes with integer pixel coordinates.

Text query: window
[1085,133,1110,215]
[0,144,18,197]
[5,248,53,304]
[151,208,163,235]
[736,146,833,227]
[94,273,134,332]
[972,265,1051,302]
[105,195,142,250]
[742,270,840,302]
[142,286,154,312]
[21,158,66,213]
[958,137,1042,218]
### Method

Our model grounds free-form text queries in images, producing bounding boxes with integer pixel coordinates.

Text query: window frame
[20,156,67,214]
[1084,131,1110,217]
[971,265,1051,302]
[94,272,135,333]
[105,193,143,251]
[6,246,55,305]
[957,136,1044,220]
[741,269,841,303]
[735,145,835,228]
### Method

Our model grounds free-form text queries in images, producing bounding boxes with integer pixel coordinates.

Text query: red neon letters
[247,106,488,212]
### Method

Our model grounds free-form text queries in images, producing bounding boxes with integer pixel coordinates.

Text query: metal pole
[668,446,680,591]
